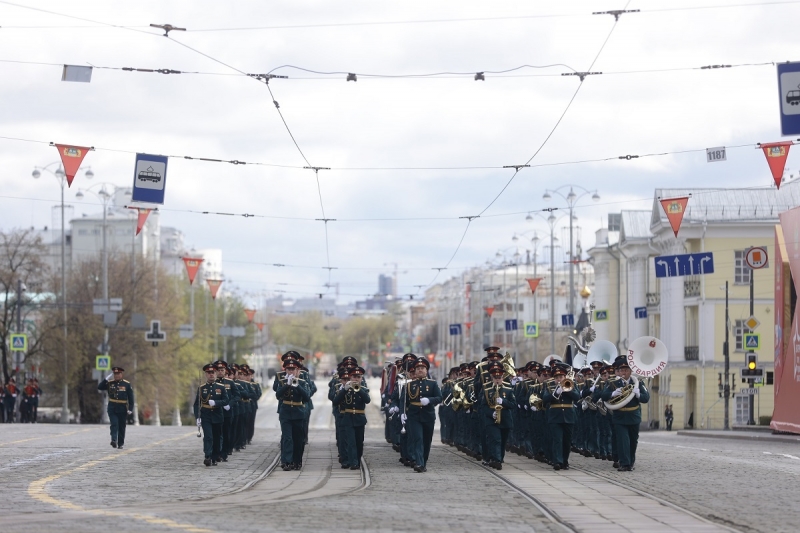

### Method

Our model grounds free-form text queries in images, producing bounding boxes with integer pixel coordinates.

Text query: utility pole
[724,281,730,431]
[748,264,756,425]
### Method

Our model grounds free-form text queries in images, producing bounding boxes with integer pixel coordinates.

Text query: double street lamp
[528,210,567,354]
[542,186,600,319]
[32,162,93,423]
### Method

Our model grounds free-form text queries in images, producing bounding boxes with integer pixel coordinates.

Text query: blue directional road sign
[561,314,574,326]
[505,319,518,331]
[654,252,714,278]
[449,324,462,336]
[744,333,760,350]
[524,323,539,338]
[777,62,800,136]
[635,307,648,319]
[132,153,169,204]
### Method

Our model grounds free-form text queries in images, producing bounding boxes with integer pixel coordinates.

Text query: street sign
[505,319,518,331]
[219,326,246,337]
[179,324,194,339]
[654,252,714,278]
[145,320,166,345]
[706,147,727,162]
[131,153,169,204]
[740,388,758,395]
[777,62,800,136]
[594,310,609,321]
[561,314,574,326]
[93,298,123,315]
[744,246,769,269]
[745,315,760,330]
[448,324,462,336]
[634,307,647,319]
[524,322,539,338]
[96,355,111,371]
[744,333,760,350]
[10,333,27,351]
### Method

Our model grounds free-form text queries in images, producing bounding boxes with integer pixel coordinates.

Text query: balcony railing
[685,346,699,361]
[646,292,660,306]
[684,280,701,298]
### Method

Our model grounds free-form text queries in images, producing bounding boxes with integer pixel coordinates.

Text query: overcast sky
[1,0,798,304]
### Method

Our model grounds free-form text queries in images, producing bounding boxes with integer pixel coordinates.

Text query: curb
[677,430,800,443]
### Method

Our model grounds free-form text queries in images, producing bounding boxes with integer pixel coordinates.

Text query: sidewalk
[677,429,800,443]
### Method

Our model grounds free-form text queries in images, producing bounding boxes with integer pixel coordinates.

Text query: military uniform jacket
[276,379,310,421]
[332,385,370,427]
[217,377,240,418]
[193,381,230,423]
[542,382,580,424]
[405,378,442,423]
[600,377,650,425]
[98,378,134,412]
[478,383,516,428]
[251,382,262,409]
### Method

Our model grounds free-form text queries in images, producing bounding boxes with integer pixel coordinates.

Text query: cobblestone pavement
[2,419,797,532]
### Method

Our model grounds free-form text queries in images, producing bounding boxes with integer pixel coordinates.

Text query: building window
[766,371,774,385]
[734,319,753,352]
[734,251,751,285]
[540,302,548,311]
[608,213,621,232]
[78,229,88,236]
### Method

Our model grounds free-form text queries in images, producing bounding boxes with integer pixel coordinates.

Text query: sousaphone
[587,340,617,366]
[604,336,668,411]
[542,354,562,367]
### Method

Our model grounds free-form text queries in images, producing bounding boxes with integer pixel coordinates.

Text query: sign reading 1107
[654,252,714,278]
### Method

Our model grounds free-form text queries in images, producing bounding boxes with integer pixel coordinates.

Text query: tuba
[604,336,667,411]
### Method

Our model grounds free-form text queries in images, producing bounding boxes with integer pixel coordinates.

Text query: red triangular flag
[465,321,475,330]
[206,279,223,300]
[129,207,152,236]
[526,278,542,294]
[244,309,256,323]
[485,306,495,317]
[54,144,92,187]
[760,141,793,189]
[256,322,265,332]
[182,257,204,285]
[659,196,689,238]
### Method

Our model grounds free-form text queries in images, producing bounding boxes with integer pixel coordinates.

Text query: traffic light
[746,353,757,371]
[741,353,763,378]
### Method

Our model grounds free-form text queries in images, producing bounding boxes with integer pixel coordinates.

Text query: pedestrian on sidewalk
[665,404,674,431]
[98,367,134,449]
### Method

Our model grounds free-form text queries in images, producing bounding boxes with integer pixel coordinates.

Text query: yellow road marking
[27,431,211,533]
[0,427,97,447]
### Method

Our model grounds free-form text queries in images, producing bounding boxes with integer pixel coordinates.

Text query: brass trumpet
[562,369,576,393]
[351,382,361,392]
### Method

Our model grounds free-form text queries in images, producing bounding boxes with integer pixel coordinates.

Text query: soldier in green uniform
[214,361,239,462]
[478,361,516,469]
[332,365,370,470]
[246,367,262,444]
[97,367,134,450]
[405,358,442,473]
[542,363,580,471]
[276,358,311,470]
[533,364,551,463]
[193,364,230,466]
[601,356,650,471]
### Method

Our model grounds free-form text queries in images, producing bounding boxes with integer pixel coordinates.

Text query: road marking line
[27,432,210,533]
[640,440,709,452]
[0,427,96,447]
[780,454,800,460]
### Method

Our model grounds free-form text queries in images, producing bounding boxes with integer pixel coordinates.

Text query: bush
[759,415,772,426]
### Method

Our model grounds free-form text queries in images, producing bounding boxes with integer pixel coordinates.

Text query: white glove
[382,394,386,399]
[589,385,596,393]
[344,381,352,390]
[224,405,231,411]
[196,418,202,427]
[12,394,17,398]
[492,411,498,420]
[127,410,132,415]
[286,375,294,385]
[390,406,399,414]
[466,408,471,414]
[338,384,344,391]
[420,397,430,406]
[400,414,407,423]
[611,389,622,398]
[496,397,503,405]
[555,386,563,395]
[524,405,529,410]
[208,399,216,406]
[531,406,538,412]
[634,388,641,398]
[106,373,114,381]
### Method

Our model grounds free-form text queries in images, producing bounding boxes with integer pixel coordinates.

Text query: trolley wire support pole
[561,72,602,82]
[502,165,530,172]
[149,23,186,37]
[592,9,640,21]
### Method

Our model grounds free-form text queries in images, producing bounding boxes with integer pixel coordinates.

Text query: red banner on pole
[659,196,690,237]
[182,257,204,285]
[206,279,223,300]
[244,309,256,323]
[465,321,475,330]
[54,144,92,187]
[485,306,495,317]
[526,278,542,294]
[126,207,152,236]
[256,322,265,332]
[760,141,793,189]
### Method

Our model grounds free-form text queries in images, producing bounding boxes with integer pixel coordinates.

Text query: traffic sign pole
[748,260,756,425]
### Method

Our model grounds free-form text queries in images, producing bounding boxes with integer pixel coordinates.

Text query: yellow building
[589,183,800,429]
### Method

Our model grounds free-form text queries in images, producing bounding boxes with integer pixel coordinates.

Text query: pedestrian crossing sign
[10,333,27,352]
[96,355,111,371]
[744,333,760,350]
[594,310,609,321]
[524,322,539,338]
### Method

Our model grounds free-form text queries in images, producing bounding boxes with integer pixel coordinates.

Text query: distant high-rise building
[378,274,396,297]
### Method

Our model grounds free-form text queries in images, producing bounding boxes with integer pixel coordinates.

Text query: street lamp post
[543,186,600,318]
[527,212,565,354]
[33,163,93,423]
